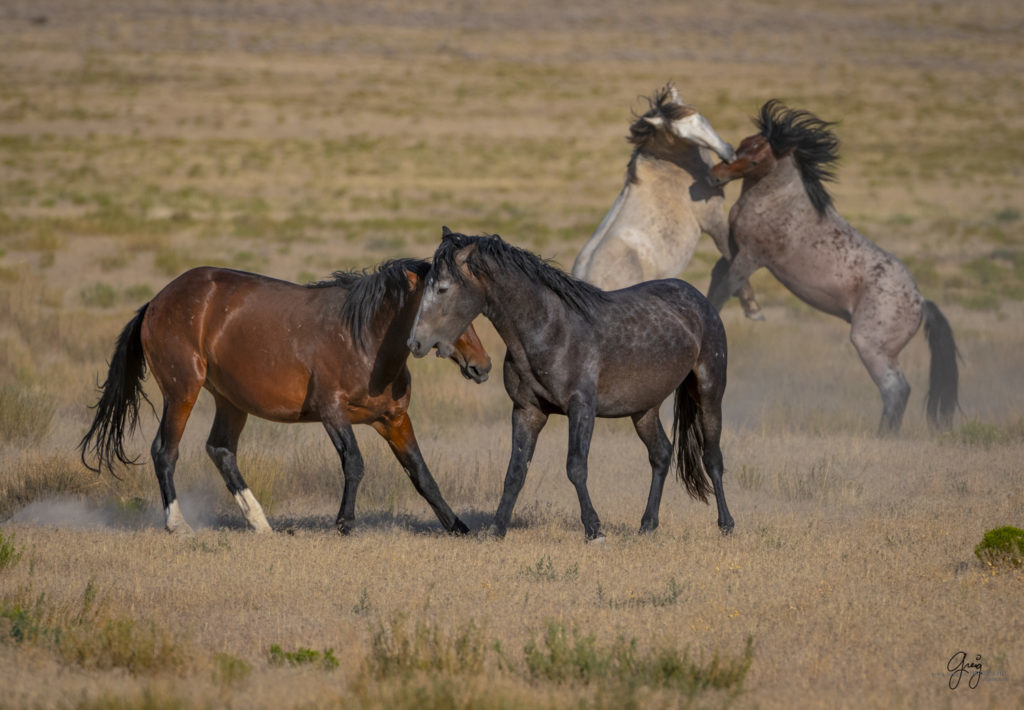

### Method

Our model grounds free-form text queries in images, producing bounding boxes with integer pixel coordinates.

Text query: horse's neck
[738,156,808,218]
[368,297,418,381]
[635,146,711,185]
[483,272,567,355]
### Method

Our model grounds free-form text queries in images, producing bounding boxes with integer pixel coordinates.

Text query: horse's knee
[566,456,589,486]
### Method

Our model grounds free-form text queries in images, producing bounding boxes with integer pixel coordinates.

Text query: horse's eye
[437,283,450,294]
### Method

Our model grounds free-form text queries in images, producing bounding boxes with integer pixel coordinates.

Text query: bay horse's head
[628,84,736,165]
[710,100,840,215]
[408,227,489,363]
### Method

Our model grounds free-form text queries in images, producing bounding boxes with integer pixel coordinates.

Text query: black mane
[308,258,428,349]
[432,231,610,321]
[756,99,840,216]
[625,84,698,184]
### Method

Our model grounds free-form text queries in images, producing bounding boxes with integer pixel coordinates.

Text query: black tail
[671,373,712,504]
[922,300,959,430]
[78,304,152,474]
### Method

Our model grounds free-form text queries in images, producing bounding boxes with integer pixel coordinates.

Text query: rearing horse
[708,100,959,433]
[79,260,491,535]
[572,85,763,320]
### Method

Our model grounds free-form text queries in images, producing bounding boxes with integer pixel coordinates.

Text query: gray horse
[709,100,959,434]
[572,85,763,320]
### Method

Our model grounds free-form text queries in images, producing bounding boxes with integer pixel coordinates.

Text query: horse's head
[405,257,490,382]
[630,84,736,163]
[408,227,489,366]
[709,133,775,186]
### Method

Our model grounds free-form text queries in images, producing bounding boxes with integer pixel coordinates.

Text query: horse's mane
[625,84,698,184]
[433,230,610,321]
[308,258,428,349]
[756,99,840,216]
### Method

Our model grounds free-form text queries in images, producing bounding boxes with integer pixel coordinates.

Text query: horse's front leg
[373,412,469,535]
[489,404,548,538]
[707,252,762,316]
[566,394,602,542]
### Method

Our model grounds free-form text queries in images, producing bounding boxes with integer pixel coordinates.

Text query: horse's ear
[643,114,665,128]
[441,225,453,240]
[405,270,420,290]
[669,85,682,104]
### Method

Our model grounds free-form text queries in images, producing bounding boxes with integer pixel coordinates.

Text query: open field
[1,1,1022,707]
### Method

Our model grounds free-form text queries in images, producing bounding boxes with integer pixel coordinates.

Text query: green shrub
[79,282,118,308]
[213,652,252,686]
[268,644,339,670]
[0,527,23,572]
[974,526,1024,569]
[524,622,753,693]
[364,614,487,679]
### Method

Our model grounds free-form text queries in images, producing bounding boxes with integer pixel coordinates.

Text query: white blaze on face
[165,500,194,536]
[670,113,736,162]
[234,488,272,533]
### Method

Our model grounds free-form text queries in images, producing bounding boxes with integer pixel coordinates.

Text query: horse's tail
[922,299,959,430]
[671,373,712,504]
[79,303,152,474]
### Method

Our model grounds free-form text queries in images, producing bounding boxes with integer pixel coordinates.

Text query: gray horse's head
[628,84,736,163]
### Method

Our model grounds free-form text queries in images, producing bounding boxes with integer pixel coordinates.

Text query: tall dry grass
[1,1,1022,708]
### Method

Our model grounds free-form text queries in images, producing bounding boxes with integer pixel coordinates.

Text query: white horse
[572,86,763,319]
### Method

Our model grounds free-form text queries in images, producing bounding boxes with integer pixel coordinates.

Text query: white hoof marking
[165,500,195,536]
[234,488,272,533]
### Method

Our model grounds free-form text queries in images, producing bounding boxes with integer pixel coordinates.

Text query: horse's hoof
[167,524,195,537]
[586,533,606,545]
[719,523,735,536]
[450,519,470,536]
[336,522,353,536]
[745,310,766,322]
[479,524,505,540]
[638,522,658,535]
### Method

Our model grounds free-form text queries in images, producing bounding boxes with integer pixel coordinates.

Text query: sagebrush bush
[974,526,1024,569]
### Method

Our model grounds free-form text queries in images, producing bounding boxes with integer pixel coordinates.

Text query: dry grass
[1,1,1023,708]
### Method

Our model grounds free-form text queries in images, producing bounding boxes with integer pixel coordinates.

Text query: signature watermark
[941,651,1010,690]
[947,651,983,689]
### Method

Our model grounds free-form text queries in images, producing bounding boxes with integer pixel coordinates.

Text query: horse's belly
[205,365,311,422]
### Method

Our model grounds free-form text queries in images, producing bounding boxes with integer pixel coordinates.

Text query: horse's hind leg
[692,366,734,534]
[566,395,603,542]
[372,412,469,535]
[206,395,271,533]
[632,407,672,534]
[850,331,910,435]
[151,395,198,536]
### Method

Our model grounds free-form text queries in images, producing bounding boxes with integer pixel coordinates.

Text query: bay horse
[79,260,491,536]
[708,100,959,433]
[571,84,764,320]
[410,228,733,541]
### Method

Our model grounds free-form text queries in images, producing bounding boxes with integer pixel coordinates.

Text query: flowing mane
[308,258,428,349]
[433,231,610,321]
[625,83,699,184]
[756,99,840,216]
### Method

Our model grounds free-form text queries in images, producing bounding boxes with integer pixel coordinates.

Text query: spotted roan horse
[410,228,733,541]
[572,84,763,320]
[709,100,959,433]
[80,260,491,535]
